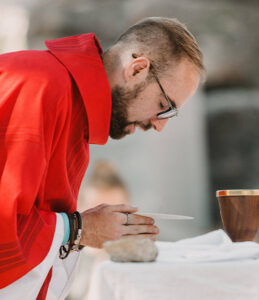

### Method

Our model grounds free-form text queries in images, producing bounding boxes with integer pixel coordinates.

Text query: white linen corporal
[157,229,259,263]
[88,230,259,300]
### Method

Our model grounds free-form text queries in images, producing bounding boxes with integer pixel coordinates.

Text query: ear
[123,57,150,83]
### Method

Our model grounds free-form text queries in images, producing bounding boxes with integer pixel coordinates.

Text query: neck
[103,49,123,90]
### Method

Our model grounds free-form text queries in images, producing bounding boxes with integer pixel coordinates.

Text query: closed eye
[160,102,165,109]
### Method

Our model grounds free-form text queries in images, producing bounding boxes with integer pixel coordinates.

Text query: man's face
[109,58,200,140]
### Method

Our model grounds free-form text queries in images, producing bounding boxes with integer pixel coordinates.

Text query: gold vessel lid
[216,189,259,197]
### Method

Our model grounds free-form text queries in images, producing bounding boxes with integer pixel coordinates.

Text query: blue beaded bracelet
[60,213,70,246]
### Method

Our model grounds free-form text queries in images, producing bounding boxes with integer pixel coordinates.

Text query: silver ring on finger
[125,213,130,226]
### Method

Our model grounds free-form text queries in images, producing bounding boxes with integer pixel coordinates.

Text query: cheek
[135,97,159,114]
[141,101,160,119]
[127,89,160,121]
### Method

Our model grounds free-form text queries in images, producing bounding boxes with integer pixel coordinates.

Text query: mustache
[125,122,153,131]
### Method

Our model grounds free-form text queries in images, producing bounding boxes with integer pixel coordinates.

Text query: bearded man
[0,17,204,299]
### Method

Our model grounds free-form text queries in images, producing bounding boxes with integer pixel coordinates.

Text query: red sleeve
[0,51,70,287]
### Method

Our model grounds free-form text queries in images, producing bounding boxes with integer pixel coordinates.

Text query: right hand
[80,203,159,248]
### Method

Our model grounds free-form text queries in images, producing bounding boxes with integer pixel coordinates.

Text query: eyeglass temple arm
[150,65,175,109]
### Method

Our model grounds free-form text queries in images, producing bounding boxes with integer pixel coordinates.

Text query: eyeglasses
[150,64,178,120]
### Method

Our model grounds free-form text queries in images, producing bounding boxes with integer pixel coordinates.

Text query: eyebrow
[168,97,177,109]
[160,91,177,109]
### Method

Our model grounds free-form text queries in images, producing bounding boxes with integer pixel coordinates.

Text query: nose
[150,119,168,132]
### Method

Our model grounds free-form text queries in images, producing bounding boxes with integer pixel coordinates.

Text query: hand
[80,203,159,248]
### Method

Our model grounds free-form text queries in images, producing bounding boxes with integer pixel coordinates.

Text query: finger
[123,224,160,235]
[122,234,157,241]
[127,214,154,225]
[109,204,138,213]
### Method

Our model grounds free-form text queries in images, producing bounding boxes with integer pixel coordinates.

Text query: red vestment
[0,34,111,290]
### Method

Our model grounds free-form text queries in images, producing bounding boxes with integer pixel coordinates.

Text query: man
[0,17,204,299]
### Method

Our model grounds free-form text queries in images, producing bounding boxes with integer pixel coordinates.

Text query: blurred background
[1,0,259,240]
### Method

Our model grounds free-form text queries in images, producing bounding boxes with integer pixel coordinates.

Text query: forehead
[163,58,200,108]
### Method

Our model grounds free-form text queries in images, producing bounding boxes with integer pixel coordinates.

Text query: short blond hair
[116,17,204,76]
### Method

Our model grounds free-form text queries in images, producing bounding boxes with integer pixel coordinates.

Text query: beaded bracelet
[59,211,84,259]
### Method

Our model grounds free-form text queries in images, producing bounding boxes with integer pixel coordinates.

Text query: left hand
[80,203,159,248]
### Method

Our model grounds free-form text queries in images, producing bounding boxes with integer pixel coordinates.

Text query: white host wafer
[137,212,194,220]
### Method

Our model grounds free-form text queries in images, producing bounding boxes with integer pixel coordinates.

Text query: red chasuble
[0,34,111,288]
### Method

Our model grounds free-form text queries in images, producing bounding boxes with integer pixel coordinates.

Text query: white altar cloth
[87,230,259,300]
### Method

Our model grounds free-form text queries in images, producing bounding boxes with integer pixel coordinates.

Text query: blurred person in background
[78,161,129,212]
[67,160,129,300]
[0,17,203,299]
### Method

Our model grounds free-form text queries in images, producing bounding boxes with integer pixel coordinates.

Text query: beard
[109,82,151,139]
